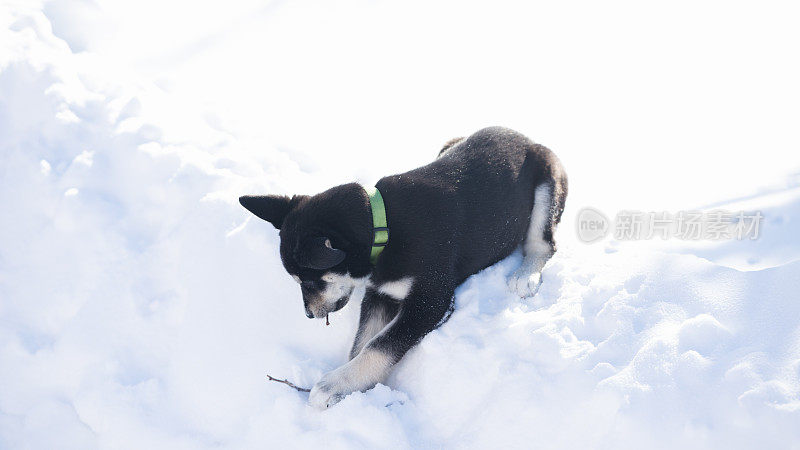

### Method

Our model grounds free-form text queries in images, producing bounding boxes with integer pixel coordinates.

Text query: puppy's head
[239,193,363,319]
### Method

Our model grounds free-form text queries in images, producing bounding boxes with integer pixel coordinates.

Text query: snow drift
[1,3,799,449]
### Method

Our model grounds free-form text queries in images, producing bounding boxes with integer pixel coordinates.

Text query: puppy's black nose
[305,310,314,319]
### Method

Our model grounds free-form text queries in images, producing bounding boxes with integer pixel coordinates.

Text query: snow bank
[1,3,799,449]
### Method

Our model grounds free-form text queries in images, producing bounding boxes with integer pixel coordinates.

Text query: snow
[2,1,800,448]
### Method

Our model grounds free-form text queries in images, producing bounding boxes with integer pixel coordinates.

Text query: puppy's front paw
[508,268,542,298]
[309,371,348,409]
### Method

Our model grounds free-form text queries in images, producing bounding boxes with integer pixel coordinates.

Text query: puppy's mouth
[309,291,353,319]
[330,295,350,313]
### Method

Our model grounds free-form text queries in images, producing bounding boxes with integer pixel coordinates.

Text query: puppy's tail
[437,137,465,159]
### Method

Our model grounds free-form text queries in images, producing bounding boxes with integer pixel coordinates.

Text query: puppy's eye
[322,273,335,283]
[292,275,301,284]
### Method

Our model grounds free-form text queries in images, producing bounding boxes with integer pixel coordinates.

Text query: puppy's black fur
[241,126,567,407]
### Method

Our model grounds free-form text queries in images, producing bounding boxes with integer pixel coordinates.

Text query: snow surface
[1,1,800,449]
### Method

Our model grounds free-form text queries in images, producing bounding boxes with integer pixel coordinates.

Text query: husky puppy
[240,126,567,408]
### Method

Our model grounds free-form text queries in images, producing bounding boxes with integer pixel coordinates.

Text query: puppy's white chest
[376,277,414,300]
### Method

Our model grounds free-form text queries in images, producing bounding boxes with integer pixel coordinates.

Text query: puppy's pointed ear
[239,195,292,229]
[296,237,346,270]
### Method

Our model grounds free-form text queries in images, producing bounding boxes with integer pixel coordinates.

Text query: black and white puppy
[240,126,567,408]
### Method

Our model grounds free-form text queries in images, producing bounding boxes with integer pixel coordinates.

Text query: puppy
[240,126,567,408]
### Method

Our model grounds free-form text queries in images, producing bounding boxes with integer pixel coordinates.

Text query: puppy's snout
[301,283,326,319]
[303,296,322,319]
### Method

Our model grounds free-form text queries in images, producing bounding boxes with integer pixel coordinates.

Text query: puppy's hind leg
[509,181,564,297]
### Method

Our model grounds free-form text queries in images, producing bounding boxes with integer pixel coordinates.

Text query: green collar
[365,186,388,265]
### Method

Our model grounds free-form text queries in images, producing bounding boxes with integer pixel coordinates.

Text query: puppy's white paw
[508,267,542,298]
[309,370,349,409]
[308,349,392,409]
